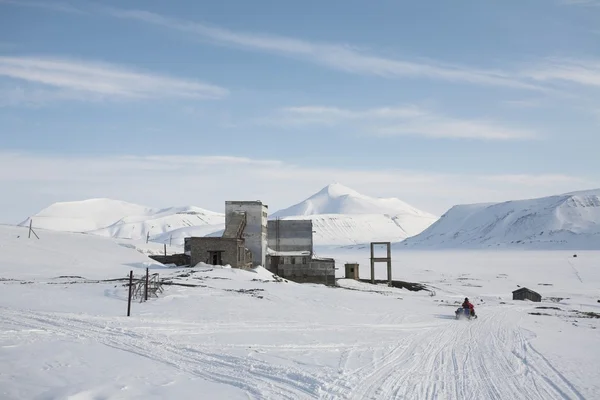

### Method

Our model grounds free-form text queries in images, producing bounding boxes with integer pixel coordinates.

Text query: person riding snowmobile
[462,297,475,317]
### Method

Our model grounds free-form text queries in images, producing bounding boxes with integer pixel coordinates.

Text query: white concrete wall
[226,201,267,267]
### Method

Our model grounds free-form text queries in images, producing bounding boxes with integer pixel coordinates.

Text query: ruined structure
[265,219,335,285]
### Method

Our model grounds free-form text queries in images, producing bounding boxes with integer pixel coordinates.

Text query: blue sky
[0,0,599,222]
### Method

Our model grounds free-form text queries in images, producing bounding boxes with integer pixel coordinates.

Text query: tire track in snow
[1,306,586,399]
[320,308,584,400]
[0,307,336,400]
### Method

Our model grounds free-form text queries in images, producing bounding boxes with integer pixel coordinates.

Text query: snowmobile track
[0,306,585,399]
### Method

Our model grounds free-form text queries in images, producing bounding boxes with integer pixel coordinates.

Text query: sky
[0,0,599,223]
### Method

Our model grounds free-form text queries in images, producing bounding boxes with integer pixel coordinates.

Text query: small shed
[345,263,359,280]
[512,287,542,302]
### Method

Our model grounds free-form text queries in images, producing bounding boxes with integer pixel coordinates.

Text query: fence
[127,268,163,316]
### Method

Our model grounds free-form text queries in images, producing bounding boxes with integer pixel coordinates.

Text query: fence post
[127,270,133,316]
[164,244,166,256]
[145,268,149,301]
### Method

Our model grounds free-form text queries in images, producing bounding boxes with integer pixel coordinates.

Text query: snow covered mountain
[20,199,224,241]
[19,184,437,246]
[401,189,600,249]
[271,183,438,245]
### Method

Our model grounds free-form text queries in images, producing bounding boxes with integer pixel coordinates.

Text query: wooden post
[146,231,150,244]
[28,219,32,239]
[387,243,392,285]
[370,243,375,284]
[127,270,133,316]
[163,244,167,256]
[145,268,149,301]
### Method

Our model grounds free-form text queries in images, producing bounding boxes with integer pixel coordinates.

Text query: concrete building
[265,219,335,286]
[267,219,313,255]
[226,201,268,267]
[184,237,252,269]
[345,263,360,280]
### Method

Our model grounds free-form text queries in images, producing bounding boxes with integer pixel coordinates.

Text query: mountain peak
[270,184,437,239]
[316,183,362,198]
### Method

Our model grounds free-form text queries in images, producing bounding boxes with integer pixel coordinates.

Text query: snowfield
[1,225,599,399]
[402,189,600,250]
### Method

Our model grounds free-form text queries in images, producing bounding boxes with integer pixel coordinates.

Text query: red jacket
[463,301,474,310]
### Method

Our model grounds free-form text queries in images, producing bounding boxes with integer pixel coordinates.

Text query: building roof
[512,287,540,294]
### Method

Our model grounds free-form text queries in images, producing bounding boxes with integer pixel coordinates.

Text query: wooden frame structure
[370,242,392,284]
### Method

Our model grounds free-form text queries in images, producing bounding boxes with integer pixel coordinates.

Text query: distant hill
[400,189,600,250]
[271,183,438,244]
[20,199,224,241]
[19,184,438,246]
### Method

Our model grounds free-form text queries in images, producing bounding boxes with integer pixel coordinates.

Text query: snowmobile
[455,307,477,320]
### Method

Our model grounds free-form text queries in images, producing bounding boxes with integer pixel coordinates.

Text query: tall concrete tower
[225,201,268,267]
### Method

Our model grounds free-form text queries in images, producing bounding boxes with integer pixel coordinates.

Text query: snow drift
[271,183,438,244]
[401,189,600,249]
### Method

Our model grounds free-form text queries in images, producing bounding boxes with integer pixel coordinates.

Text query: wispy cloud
[560,0,600,6]
[4,2,598,95]
[0,0,86,14]
[106,9,543,91]
[271,105,536,140]
[0,56,229,101]
[0,152,594,223]
[523,58,600,87]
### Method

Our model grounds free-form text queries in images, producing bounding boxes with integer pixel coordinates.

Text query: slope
[272,183,438,245]
[401,189,600,249]
[20,199,225,241]
[19,198,154,233]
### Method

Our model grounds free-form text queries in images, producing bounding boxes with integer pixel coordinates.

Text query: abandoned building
[177,202,335,285]
[184,237,253,269]
[345,263,360,280]
[183,200,266,269]
[265,219,335,285]
[226,201,268,267]
[512,287,542,302]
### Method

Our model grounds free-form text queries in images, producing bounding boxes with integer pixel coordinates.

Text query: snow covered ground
[1,225,599,399]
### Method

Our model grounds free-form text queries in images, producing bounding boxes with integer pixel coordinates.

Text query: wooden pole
[370,242,375,284]
[164,243,167,256]
[145,268,149,301]
[28,220,32,239]
[146,232,150,244]
[387,242,392,285]
[127,270,133,316]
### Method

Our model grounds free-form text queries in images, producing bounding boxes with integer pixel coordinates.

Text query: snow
[1,224,599,399]
[271,183,438,245]
[19,198,155,233]
[20,198,225,242]
[19,183,437,247]
[402,189,600,250]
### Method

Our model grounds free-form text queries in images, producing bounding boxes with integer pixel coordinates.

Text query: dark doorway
[208,251,223,265]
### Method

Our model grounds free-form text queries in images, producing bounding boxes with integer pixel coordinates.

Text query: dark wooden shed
[512,287,542,302]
